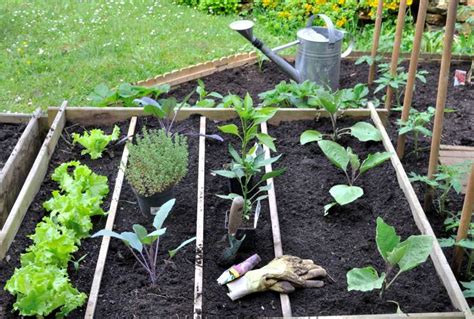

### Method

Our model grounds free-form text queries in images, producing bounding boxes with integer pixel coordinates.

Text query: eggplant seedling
[347,217,433,298]
[300,91,382,144]
[92,199,196,285]
[318,140,391,214]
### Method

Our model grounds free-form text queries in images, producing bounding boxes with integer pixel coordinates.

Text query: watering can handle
[305,14,336,44]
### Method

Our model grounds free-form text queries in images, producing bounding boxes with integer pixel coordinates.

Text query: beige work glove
[226,255,326,300]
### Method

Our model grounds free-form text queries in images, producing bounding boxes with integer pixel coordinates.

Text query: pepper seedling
[213,93,285,220]
[300,90,382,144]
[92,199,196,285]
[347,217,433,298]
[318,140,391,214]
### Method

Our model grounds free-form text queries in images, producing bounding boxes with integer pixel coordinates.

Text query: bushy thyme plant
[126,128,188,197]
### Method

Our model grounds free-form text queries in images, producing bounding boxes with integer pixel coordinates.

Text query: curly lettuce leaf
[72,125,120,159]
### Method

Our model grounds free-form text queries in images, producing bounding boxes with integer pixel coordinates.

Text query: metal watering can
[230,14,352,90]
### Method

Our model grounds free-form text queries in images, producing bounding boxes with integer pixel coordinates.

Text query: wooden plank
[84,117,137,319]
[441,145,474,151]
[439,151,474,159]
[48,107,388,127]
[260,121,292,318]
[347,51,473,62]
[0,112,33,124]
[439,146,474,194]
[368,102,472,318]
[0,101,67,259]
[0,113,43,227]
[193,116,206,319]
[312,312,465,319]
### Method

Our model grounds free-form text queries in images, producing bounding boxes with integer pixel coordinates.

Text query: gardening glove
[226,255,326,300]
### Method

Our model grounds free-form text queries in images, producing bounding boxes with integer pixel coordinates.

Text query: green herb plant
[409,162,471,215]
[88,83,170,107]
[213,94,285,220]
[347,217,433,298]
[318,140,391,214]
[396,107,434,158]
[126,128,189,197]
[72,125,120,159]
[5,161,109,317]
[93,199,196,284]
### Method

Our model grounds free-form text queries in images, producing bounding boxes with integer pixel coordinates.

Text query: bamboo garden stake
[453,164,474,276]
[368,0,384,85]
[424,0,459,210]
[396,0,429,158]
[384,0,407,111]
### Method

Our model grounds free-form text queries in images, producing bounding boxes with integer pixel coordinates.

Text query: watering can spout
[229,20,301,82]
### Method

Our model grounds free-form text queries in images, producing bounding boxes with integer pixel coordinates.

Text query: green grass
[0,0,290,113]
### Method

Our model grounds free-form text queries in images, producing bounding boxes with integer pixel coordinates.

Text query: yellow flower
[336,16,347,27]
[407,0,413,5]
[332,4,339,11]
[386,2,397,10]
[338,0,345,4]
[277,11,291,18]
[262,0,272,6]
[316,0,326,5]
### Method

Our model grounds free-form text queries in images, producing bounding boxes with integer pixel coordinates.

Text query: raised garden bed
[42,106,470,318]
[0,104,133,318]
[0,110,48,256]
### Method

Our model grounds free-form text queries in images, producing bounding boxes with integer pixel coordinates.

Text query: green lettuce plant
[93,199,196,284]
[72,125,120,159]
[213,93,285,220]
[318,140,391,214]
[5,161,109,317]
[347,217,433,298]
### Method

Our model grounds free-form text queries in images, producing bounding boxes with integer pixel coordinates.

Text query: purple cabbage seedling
[92,199,195,284]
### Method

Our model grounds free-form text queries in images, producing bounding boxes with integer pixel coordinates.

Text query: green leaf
[169,237,196,258]
[329,184,364,206]
[256,133,276,152]
[347,266,386,292]
[213,169,237,179]
[300,130,323,145]
[397,235,433,272]
[360,152,391,174]
[324,202,337,216]
[438,237,455,248]
[132,224,148,242]
[376,217,401,262]
[216,193,241,200]
[153,199,175,230]
[120,232,143,252]
[260,168,286,182]
[461,281,474,298]
[350,122,382,142]
[147,228,167,238]
[456,239,474,249]
[318,140,349,171]
[228,144,242,164]
[218,124,240,137]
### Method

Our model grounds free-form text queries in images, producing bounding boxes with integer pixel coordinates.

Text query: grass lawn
[0,0,291,113]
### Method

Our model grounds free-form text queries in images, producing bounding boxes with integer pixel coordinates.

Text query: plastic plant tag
[217,254,261,285]
[454,70,466,86]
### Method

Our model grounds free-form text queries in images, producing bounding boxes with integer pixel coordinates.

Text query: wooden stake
[384,0,408,111]
[368,0,384,85]
[193,116,206,319]
[453,164,474,276]
[396,0,429,158]
[424,0,459,210]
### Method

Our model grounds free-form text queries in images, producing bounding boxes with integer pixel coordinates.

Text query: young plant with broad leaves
[195,79,223,107]
[299,90,382,144]
[318,140,391,214]
[88,83,170,107]
[409,162,471,215]
[213,93,285,220]
[92,199,196,285]
[347,217,433,298]
[134,92,222,141]
[72,125,121,159]
[396,107,435,157]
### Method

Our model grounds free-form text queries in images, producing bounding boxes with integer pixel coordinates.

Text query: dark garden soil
[94,116,199,318]
[202,119,281,317]
[270,118,454,315]
[0,121,129,319]
[0,123,26,170]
